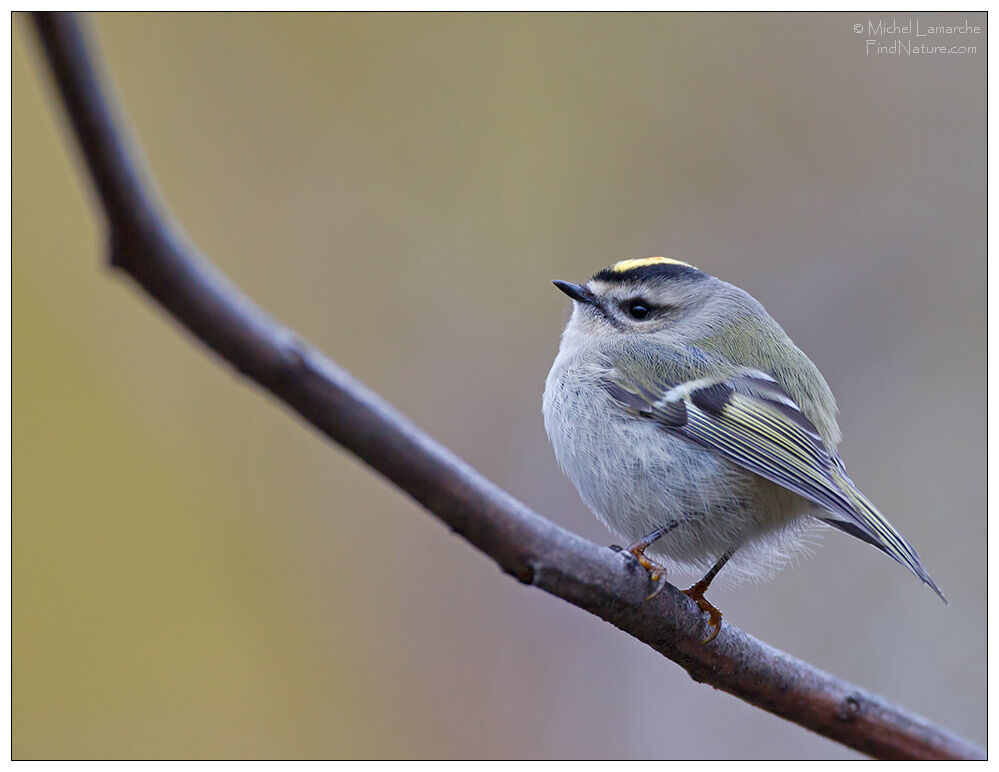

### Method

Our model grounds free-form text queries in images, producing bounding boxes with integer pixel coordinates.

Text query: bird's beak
[552,280,596,305]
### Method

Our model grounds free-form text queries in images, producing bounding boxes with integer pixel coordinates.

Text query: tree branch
[27,12,984,761]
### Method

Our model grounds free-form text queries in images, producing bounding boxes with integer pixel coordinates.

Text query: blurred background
[13,12,985,760]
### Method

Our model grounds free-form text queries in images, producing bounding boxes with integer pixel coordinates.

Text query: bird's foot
[682,581,723,644]
[618,541,669,600]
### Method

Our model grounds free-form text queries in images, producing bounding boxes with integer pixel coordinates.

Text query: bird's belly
[544,375,808,576]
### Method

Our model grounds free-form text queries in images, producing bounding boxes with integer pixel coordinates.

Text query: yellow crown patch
[609,256,696,272]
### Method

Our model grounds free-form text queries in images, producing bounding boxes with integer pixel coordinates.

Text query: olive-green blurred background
[13,12,985,760]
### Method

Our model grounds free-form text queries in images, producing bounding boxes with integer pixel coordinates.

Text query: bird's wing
[603,364,945,601]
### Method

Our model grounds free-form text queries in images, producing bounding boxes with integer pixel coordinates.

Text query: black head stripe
[592,262,705,284]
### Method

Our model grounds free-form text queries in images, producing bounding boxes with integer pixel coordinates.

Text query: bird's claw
[644,569,668,600]
[620,542,669,600]
[682,584,723,644]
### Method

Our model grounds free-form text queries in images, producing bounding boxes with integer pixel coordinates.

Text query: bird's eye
[626,301,651,320]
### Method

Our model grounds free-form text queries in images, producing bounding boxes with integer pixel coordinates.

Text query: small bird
[542,256,945,643]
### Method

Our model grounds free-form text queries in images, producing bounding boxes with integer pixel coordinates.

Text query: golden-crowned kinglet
[542,257,944,642]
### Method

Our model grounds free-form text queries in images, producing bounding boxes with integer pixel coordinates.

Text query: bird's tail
[823,464,946,604]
